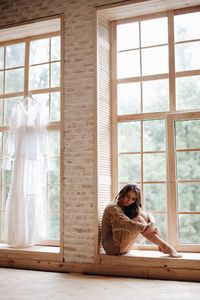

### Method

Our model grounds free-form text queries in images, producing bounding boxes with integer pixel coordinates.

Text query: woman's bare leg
[133,215,182,258]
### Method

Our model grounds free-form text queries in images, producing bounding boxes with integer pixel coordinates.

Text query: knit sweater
[102,203,146,250]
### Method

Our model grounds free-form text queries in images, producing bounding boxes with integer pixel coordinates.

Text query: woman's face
[121,190,137,207]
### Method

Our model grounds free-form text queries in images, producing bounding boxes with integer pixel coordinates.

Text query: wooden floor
[0,267,200,300]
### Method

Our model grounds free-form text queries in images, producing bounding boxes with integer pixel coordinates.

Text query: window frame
[0,19,63,248]
[111,6,200,252]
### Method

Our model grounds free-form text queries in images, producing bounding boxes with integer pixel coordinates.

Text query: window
[0,19,62,246]
[112,8,200,251]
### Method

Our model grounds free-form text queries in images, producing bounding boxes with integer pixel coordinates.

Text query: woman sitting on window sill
[102,183,182,258]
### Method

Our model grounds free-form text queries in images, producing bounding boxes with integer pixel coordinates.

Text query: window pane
[144,184,166,211]
[141,17,168,47]
[5,69,24,93]
[143,119,166,151]
[142,46,168,76]
[143,79,169,113]
[0,71,3,93]
[48,158,60,184]
[176,76,200,110]
[178,214,200,244]
[118,121,141,152]
[30,38,49,65]
[0,47,4,69]
[144,153,166,181]
[117,22,139,51]
[175,12,200,42]
[177,183,200,212]
[176,41,200,72]
[6,43,25,68]
[48,185,60,211]
[51,36,61,61]
[117,50,140,78]
[50,92,60,121]
[119,154,141,182]
[176,151,200,180]
[48,213,60,239]
[175,120,200,149]
[4,97,21,126]
[48,131,60,157]
[29,64,49,90]
[32,91,49,103]
[51,62,60,87]
[117,82,141,115]
[154,214,167,240]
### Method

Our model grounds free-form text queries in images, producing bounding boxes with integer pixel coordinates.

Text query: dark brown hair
[115,183,142,219]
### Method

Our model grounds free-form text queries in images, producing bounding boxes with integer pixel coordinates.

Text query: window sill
[0,243,61,261]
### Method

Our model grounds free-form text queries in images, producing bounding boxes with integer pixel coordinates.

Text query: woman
[102,183,181,257]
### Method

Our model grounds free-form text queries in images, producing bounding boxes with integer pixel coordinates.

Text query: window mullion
[166,114,178,247]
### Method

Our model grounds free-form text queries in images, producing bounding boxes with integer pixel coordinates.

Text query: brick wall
[0,0,126,263]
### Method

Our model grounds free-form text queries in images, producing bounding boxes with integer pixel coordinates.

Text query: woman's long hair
[115,183,142,219]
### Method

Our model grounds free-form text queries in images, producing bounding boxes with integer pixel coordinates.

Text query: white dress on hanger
[2,99,48,247]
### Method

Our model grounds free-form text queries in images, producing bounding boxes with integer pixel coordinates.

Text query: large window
[0,22,61,245]
[112,8,200,251]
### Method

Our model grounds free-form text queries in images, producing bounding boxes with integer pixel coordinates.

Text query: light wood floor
[0,268,200,300]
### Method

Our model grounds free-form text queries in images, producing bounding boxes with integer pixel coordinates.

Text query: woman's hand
[143,222,155,236]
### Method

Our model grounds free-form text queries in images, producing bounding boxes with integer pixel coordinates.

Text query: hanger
[18,93,38,104]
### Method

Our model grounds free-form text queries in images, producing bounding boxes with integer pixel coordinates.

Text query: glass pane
[32,93,49,107]
[117,50,140,79]
[50,92,60,121]
[48,131,60,157]
[5,69,24,93]
[176,76,200,111]
[51,36,61,61]
[142,46,168,76]
[3,97,21,126]
[155,214,167,240]
[144,184,166,211]
[143,119,165,151]
[175,12,200,42]
[48,185,60,211]
[117,82,141,115]
[144,153,166,181]
[0,71,3,94]
[29,64,49,90]
[178,214,200,244]
[177,183,200,212]
[119,154,141,182]
[48,158,60,184]
[175,120,200,149]
[141,17,168,47]
[30,38,49,65]
[51,62,60,87]
[48,213,60,239]
[6,43,25,68]
[143,79,169,113]
[118,121,141,152]
[176,41,200,72]
[117,22,139,51]
[0,47,4,69]
[176,151,200,180]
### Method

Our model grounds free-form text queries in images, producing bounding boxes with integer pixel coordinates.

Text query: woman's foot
[159,245,182,258]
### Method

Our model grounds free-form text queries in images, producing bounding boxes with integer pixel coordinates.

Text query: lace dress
[2,100,48,247]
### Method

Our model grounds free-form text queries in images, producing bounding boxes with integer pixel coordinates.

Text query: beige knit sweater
[102,203,146,252]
